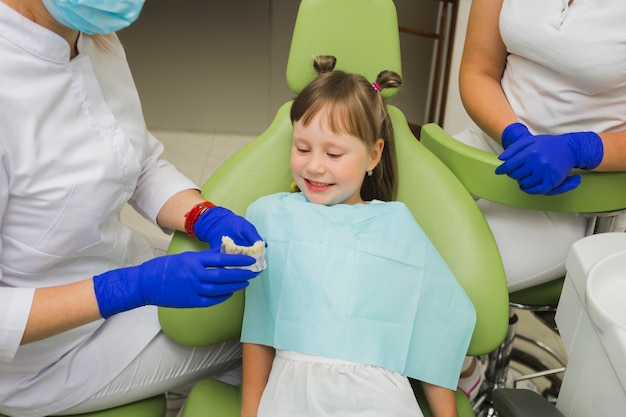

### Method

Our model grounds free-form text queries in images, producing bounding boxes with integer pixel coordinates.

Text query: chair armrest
[420,123,626,214]
[493,389,564,417]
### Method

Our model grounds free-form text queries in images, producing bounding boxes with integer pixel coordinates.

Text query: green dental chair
[158,0,509,416]
[420,122,626,416]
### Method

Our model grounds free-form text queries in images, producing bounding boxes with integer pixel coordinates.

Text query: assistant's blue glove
[194,206,263,249]
[495,127,603,195]
[93,250,258,319]
[501,122,533,149]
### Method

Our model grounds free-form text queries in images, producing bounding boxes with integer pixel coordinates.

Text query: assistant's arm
[461,0,626,173]
[458,0,516,144]
[421,381,458,417]
[241,342,275,417]
[594,131,626,171]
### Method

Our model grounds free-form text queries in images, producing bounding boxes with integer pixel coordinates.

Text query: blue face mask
[42,0,145,35]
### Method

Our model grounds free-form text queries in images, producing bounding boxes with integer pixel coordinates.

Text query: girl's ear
[368,138,385,171]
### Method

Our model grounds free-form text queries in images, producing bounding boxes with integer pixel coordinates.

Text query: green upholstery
[286,0,402,98]
[178,379,240,417]
[0,394,167,417]
[160,1,509,416]
[509,278,565,307]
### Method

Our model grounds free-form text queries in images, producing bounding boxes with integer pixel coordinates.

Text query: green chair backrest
[286,0,402,98]
[420,123,626,213]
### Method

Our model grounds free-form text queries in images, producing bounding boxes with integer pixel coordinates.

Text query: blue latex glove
[93,249,258,319]
[194,206,263,249]
[495,128,603,195]
[501,122,532,149]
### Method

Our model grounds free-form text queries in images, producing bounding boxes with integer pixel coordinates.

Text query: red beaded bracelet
[184,200,216,237]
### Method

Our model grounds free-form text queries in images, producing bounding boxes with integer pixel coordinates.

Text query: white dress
[454,0,626,292]
[258,350,423,417]
[0,3,204,416]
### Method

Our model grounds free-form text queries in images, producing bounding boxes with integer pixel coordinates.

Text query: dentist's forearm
[22,279,101,344]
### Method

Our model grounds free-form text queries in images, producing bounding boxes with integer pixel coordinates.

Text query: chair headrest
[286,0,402,99]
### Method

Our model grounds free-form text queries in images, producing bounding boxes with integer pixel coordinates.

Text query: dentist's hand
[496,124,603,195]
[194,206,263,249]
[93,249,259,319]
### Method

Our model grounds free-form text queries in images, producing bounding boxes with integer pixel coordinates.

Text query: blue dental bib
[241,192,475,390]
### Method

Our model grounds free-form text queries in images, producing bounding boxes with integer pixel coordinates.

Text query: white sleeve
[0,288,35,362]
[0,148,36,362]
[128,131,199,232]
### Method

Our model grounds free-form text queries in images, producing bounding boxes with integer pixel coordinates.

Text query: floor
[121,130,568,416]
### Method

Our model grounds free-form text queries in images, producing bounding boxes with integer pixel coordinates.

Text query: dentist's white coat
[0,3,199,415]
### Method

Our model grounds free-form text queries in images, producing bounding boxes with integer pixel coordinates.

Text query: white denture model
[220,236,266,272]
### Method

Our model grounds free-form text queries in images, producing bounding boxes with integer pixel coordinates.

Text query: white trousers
[55,335,241,415]
[475,199,587,292]
[454,125,589,292]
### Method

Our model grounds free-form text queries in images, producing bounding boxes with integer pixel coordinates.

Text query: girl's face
[291,110,383,206]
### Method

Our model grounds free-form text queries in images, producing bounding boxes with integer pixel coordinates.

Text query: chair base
[473,307,566,417]
[493,389,565,417]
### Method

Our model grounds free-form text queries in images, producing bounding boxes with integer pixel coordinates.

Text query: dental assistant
[454,0,626,292]
[0,1,264,416]
[453,0,626,398]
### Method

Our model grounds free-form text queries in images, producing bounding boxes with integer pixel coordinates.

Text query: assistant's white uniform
[454,0,626,292]
[0,4,239,416]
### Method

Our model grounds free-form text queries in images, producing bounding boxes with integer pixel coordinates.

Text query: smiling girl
[238,56,475,417]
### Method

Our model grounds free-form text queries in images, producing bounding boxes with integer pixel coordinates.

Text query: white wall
[118,0,441,135]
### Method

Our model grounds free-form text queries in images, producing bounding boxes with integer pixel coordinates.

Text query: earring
[367,170,373,177]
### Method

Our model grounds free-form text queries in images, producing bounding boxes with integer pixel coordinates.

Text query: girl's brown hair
[290,55,402,201]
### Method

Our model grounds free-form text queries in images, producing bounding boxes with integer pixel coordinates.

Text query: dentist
[0,0,263,415]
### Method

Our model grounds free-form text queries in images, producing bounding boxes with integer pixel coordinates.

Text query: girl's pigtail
[313,55,337,75]
[373,70,402,93]
[365,70,402,201]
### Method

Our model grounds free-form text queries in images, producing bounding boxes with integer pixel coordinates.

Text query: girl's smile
[303,178,334,192]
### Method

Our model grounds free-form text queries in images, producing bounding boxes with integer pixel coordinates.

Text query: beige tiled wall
[118,0,441,136]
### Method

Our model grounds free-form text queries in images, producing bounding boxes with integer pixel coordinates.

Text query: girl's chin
[302,192,333,205]
[302,193,354,206]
